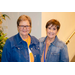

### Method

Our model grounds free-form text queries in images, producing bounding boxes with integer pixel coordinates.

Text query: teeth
[49,34,53,35]
[49,33,51,34]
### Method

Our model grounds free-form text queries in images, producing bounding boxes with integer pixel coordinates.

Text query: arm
[60,44,69,62]
[1,39,11,62]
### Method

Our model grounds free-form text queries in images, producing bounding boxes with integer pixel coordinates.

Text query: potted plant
[0,14,10,58]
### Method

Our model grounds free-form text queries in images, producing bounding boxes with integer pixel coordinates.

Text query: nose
[50,29,53,32]
[23,26,27,29]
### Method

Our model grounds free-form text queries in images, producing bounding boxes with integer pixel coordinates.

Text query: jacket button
[31,48,32,50]
[34,55,36,57]
[38,48,39,49]
[18,48,20,49]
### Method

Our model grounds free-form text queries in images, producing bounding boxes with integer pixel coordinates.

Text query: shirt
[23,35,34,62]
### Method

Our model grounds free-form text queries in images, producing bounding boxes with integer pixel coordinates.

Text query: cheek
[28,27,31,31]
[46,29,49,33]
[17,27,22,33]
[54,28,58,34]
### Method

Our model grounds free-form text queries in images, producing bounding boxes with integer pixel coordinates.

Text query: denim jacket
[1,33,40,62]
[39,36,69,62]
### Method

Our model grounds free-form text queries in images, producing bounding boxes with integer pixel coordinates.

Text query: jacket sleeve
[60,44,69,62]
[1,39,11,62]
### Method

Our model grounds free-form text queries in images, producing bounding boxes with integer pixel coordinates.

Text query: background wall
[67,34,75,61]
[2,12,41,39]
[0,12,1,15]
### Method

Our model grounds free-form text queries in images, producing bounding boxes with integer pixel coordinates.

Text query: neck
[46,36,55,44]
[20,34,29,40]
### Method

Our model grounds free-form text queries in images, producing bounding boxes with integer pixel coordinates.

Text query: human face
[46,24,58,39]
[18,20,31,38]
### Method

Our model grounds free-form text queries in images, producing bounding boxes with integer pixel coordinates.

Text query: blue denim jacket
[1,33,40,62]
[39,36,69,62]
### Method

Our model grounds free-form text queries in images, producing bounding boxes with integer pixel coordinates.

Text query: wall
[67,34,75,61]
[0,12,1,15]
[42,12,75,61]
[2,12,41,39]
[42,12,75,42]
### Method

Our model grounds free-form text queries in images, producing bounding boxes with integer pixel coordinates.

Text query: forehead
[48,24,57,28]
[19,20,30,25]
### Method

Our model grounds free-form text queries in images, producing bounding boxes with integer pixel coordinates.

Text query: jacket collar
[51,36,59,46]
[11,33,38,48]
[17,33,38,45]
[42,35,59,46]
[30,35,39,45]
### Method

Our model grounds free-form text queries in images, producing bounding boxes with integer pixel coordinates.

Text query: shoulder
[39,37,45,42]
[31,36,38,41]
[56,39,67,49]
[31,35,39,44]
[9,33,18,40]
[8,34,18,42]
[5,34,18,47]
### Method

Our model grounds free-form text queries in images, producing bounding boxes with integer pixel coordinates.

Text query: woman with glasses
[39,19,69,62]
[1,15,40,62]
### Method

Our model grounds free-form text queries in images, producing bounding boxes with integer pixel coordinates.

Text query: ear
[29,26,31,34]
[56,29,59,35]
[17,26,19,32]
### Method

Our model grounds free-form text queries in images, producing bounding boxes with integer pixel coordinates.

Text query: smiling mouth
[49,33,54,35]
[22,31,28,32]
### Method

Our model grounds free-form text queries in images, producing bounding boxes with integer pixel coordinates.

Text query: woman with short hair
[39,19,69,62]
[1,15,40,62]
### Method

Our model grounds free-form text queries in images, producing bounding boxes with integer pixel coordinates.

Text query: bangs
[46,19,60,31]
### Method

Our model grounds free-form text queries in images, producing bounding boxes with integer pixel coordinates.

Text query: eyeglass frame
[19,25,31,28]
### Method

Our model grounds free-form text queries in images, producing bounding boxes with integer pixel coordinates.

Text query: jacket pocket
[49,52,60,62]
[11,45,24,61]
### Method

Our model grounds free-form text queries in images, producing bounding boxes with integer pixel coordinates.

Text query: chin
[48,36,55,39]
[49,37,54,39]
[22,33,28,36]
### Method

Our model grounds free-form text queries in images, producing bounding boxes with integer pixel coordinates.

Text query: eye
[53,28,56,30]
[20,25,24,27]
[48,27,51,29]
[26,26,29,27]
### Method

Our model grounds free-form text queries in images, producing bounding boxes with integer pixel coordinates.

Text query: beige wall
[42,12,75,42]
[42,12,75,61]
[0,12,1,15]
[67,34,75,61]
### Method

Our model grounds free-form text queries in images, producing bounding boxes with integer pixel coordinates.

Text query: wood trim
[0,58,1,62]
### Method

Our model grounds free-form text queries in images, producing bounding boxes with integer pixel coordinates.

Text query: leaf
[2,14,10,20]
[0,33,7,40]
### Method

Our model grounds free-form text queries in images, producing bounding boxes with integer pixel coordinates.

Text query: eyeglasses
[19,25,30,28]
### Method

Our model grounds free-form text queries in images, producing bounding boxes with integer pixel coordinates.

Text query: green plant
[0,14,10,58]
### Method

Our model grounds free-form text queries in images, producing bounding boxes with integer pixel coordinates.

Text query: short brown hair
[17,15,32,27]
[46,19,60,31]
